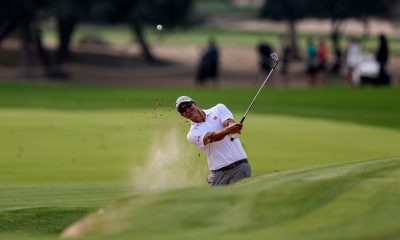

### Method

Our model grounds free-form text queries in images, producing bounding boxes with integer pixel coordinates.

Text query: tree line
[1,0,398,79]
[0,0,193,78]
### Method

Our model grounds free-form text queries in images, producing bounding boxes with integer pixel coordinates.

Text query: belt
[212,159,248,172]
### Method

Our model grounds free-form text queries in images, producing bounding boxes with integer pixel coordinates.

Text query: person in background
[256,41,274,85]
[317,37,328,85]
[306,38,318,86]
[376,34,390,85]
[330,31,343,75]
[196,38,220,87]
[345,37,362,84]
[279,35,292,87]
[257,41,273,74]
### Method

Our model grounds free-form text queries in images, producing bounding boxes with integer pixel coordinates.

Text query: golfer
[176,96,251,186]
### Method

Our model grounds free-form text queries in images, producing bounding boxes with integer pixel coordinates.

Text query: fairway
[0,82,400,239]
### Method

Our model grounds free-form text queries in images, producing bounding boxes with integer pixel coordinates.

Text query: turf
[62,157,400,240]
[0,81,399,239]
[0,81,399,129]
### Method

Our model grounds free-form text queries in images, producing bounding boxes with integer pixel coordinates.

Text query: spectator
[306,38,318,86]
[345,37,362,84]
[330,31,343,75]
[317,37,328,84]
[196,38,220,87]
[279,35,292,87]
[257,41,273,74]
[376,34,390,85]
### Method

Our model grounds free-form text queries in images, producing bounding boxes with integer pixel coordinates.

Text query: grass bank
[62,157,400,240]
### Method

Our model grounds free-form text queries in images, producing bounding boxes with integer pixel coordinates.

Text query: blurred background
[2,1,400,239]
[1,0,400,87]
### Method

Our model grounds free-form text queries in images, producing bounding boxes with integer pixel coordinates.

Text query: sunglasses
[178,101,193,113]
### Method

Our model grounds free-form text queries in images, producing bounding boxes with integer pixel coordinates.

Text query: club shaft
[230,61,278,141]
[243,65,276,119]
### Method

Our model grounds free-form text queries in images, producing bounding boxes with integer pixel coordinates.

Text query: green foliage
[260,0,311,21]
[0,0,53,22]
[60,0,194,27]
[57,0,89,20]
[260,0,400,21]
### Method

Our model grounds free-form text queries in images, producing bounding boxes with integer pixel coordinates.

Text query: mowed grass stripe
[0,185,131,210]
[0,109,154,184]
[2,109,400,184]
[0,82,399,130]
[245,114,400,174]
[66,157,400,240]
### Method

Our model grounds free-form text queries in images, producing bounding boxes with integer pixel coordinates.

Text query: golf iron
[230,52,279,141]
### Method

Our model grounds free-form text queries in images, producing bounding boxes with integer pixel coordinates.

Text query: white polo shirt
[187,103,247,170]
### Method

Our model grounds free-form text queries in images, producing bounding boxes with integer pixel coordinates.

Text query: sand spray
[132,127,207,191]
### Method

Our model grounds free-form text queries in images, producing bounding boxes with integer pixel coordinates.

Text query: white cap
[175,96,193,109]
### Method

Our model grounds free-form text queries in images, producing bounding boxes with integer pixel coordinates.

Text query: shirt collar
[191,109,211,126]
[203,108,212,116]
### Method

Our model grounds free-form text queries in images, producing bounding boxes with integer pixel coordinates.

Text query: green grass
[0,207,91,234]
[0,81,399,129]
[62,157,400,240]
[0,81,399,239]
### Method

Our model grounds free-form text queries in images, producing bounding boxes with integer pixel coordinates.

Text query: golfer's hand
[204,123,243,145]
[226,123,243,134]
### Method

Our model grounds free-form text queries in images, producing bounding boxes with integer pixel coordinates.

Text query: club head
[270,52,279,62]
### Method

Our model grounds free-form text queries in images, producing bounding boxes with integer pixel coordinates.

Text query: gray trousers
[207,161,251,186]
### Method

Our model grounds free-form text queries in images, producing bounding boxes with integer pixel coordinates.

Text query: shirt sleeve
[216,103,234,123]
[187,127,206,149]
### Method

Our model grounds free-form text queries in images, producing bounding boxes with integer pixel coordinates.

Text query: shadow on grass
[0,207,92,235]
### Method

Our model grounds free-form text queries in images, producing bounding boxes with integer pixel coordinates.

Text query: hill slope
[62,157,400,240]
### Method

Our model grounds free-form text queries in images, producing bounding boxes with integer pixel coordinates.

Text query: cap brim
[176,100,192,109]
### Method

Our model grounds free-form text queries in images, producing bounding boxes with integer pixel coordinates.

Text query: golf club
[230,52,279,141]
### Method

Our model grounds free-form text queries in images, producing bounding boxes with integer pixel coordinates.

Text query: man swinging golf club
[176,96,251,186]
[176,53,279,186]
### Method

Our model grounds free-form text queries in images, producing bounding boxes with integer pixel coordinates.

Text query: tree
[0,0,194,78]
[55,0,89,63]
[0,0,58,78]
[259,0,311,59]
[89,0,193,62]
